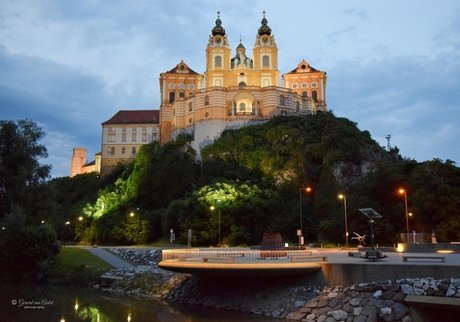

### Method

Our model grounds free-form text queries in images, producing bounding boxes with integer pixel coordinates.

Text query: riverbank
[95,248,460,321]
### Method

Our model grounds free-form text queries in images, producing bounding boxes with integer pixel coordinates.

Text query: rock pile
[286,277,460,322]
[109,248,161,265]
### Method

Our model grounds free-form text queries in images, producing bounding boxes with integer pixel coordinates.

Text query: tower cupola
[258,11,271,36]
[212,11,226,36]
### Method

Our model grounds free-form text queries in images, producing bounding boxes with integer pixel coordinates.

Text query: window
[312,91,318,102]
[121,147,126,154]
[263,55,269,67]
[132,127,137,132]
[189,84,195,90]
[179,84,185,89]
[302,83,307,88]
[132,134,137,142]
[108,134,115,142]
[296,102,300,112]
[238,81,246,87]
[204,95,209,105]
[239,102,246,112]
[292,84,298,89]
[179,92,185,98]
[215,56,222,67]
[189,102,193,111]
[108,127,114,132]
[122,134,126,142]
[280,95,285,105]
[122,127,126,132]
[107,147,115,155]
[169,92,175,103]
[153,133,157,141]
[142,134,147,142]
[132,147,136,155]
[142,127,146,131]
[302,91,308,97]
[169,84,175,89]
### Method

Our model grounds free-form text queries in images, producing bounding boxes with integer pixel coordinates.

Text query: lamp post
[399,189,409,234]
[78,216,87,246]
[130,210,140,245]
[299,187,312,247]
[338,194,348,248]
[210,200,222,246]
[399,188,409,242]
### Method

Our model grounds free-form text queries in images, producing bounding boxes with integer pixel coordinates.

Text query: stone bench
[348,252,361,258]
[202,257,234,263]
[291,256,327,263]
[217,252,245,257]
[402,255,446,263]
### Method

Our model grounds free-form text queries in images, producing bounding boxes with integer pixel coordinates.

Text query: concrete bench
[348,252,361,258]
[202,257,234,263]
[291,256,327,263]
[402,255,446,263]
[217,252,245,257]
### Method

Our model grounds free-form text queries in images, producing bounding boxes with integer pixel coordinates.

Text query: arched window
[204,95,209,105]
[179,92,185,98]
[296,102,300,112]
[312,91,318,102]
[132,147,136,155]
[189,102,193,111]
[239,102,246,112]
[280,95,285,105]
[121,147,126,154]
[169,92,175,103]
[238,81,246,87]
[215,56,222,67]
[302,91,308,97]
[263,55,269,67]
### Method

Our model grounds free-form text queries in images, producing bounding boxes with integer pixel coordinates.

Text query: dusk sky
[1,0,459,178]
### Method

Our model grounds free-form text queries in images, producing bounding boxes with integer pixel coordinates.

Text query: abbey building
[71,12,327,177]
[159,12,327,155]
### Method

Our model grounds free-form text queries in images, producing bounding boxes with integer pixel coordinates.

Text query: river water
[1,283,278,322]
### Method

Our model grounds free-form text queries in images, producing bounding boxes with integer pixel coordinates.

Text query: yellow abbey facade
[71,12,327,177]
[159,12,327,154]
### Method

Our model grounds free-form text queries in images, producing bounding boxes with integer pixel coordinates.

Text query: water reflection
[2,283,277,322]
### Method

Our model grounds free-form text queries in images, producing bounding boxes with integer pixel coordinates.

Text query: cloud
[329,50,460,163]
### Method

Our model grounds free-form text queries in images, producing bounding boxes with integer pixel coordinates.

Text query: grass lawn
[56,247,114,270]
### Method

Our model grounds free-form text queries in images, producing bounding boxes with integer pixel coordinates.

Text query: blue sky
[1,0,459,178]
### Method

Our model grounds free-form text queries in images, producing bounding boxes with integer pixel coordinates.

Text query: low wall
[301,263,460,286]
[397,243,460,253]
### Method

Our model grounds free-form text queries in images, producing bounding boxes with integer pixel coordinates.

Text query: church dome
[258,12,271,36]
[212,12,226,36]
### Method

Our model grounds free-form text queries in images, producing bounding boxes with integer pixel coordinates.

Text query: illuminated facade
[160,12,327,153]
[100,110,160,176]
[71,12,327,177]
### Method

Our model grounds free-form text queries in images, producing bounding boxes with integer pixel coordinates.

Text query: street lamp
[78,216,87,246]
[299,187,312,246]
[398,188,409,241]
[338,194,348,248]
[210,200,222,246]
[130,210,140,244]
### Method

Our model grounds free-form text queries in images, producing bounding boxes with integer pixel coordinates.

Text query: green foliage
[0,119,51,220]
[0,213,60,282]
[34,113,460,248]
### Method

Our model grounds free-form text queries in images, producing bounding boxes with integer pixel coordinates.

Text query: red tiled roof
[102,110,160,125]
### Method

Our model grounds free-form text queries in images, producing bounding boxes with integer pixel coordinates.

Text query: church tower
[205,12,232,87]
[252,11,279,87]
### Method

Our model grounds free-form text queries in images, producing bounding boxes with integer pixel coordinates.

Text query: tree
[0,119,51,220]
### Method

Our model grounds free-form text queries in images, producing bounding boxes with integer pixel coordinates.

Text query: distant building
[100,110,160,177]
[70,148,100,177]
[72,12,327,176]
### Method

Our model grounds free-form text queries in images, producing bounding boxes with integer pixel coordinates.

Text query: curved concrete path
[83,246,134,268]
